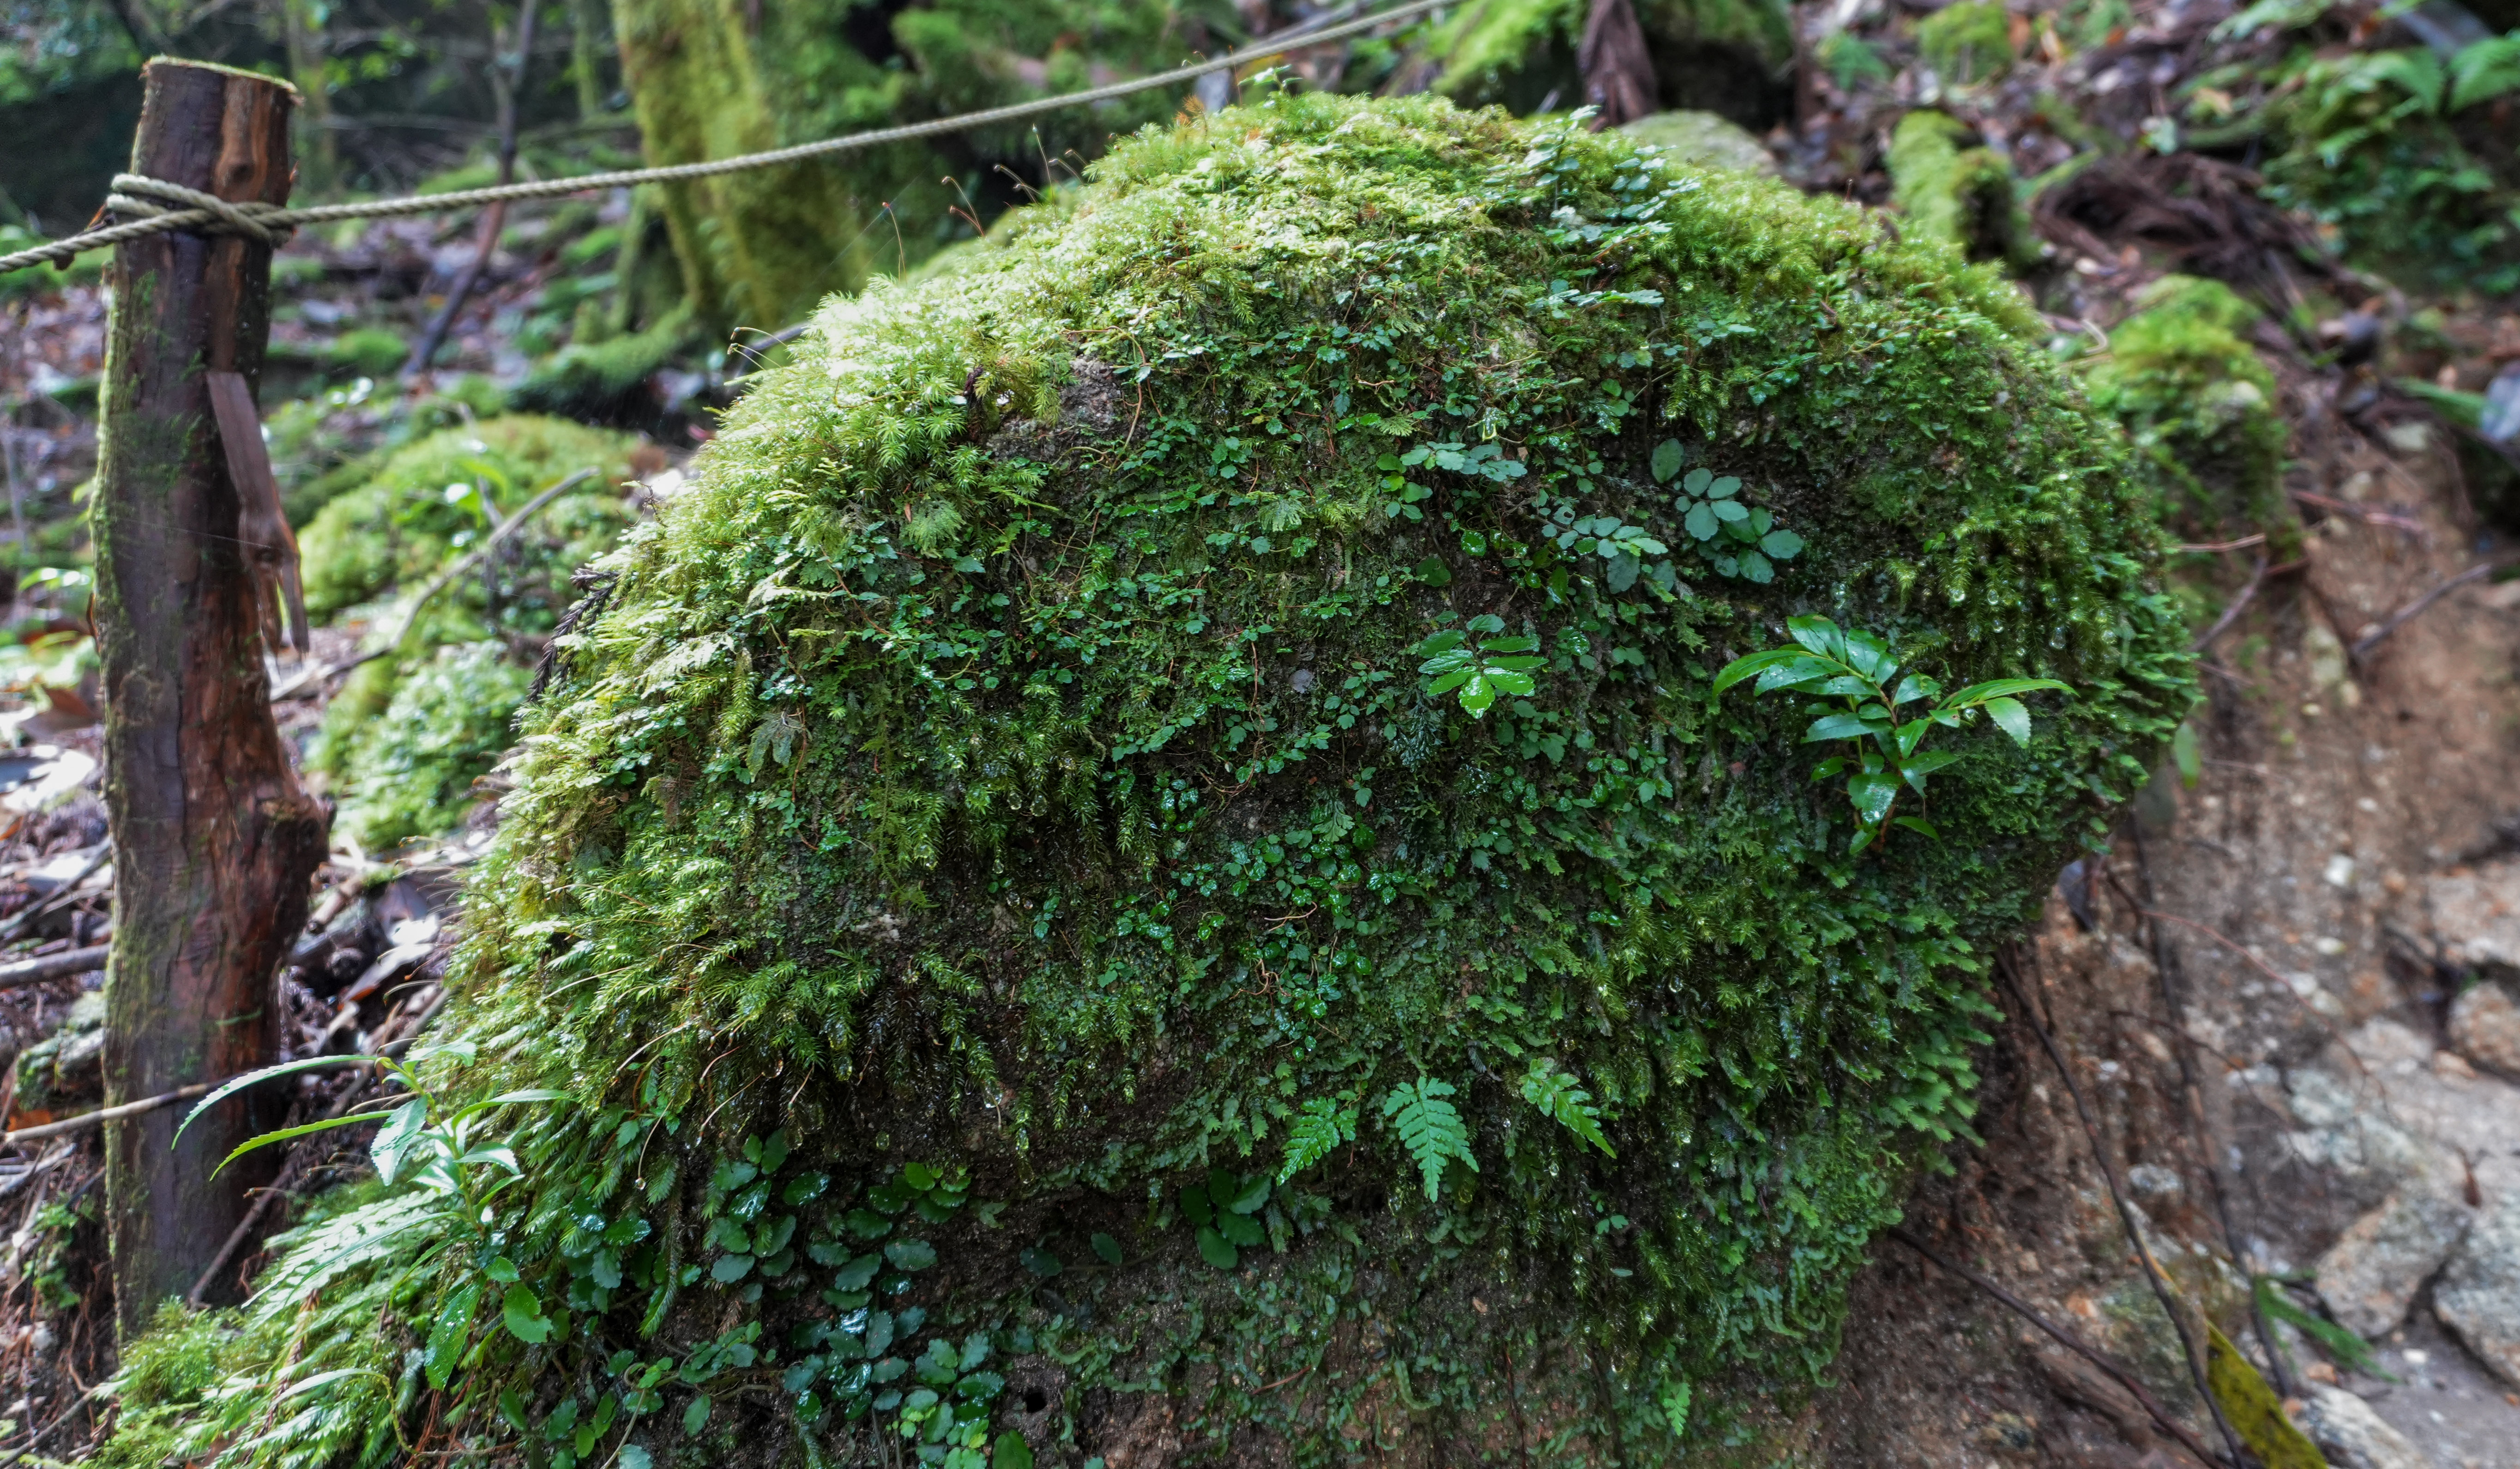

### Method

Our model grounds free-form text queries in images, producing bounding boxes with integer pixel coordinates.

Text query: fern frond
[1278,1096,1358,1182]
[1380,1076,1475,1201]
[1518,1059,1615,1157]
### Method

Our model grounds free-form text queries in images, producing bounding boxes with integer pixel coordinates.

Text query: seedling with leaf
[1712,614,2068,855]
[1417,614,1546,717]
[1400,440,1527,483]
[1382,1076,1476,1201]
[1650,439,1803,583]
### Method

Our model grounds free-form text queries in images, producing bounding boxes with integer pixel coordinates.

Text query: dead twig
[0,1378,112,1469]
[2291,490,2424,535]
[271,468,597,701]
[2349,561,2495,664]
[0,845,110,946]
[1886,1227,2226,1469]
[3,1082,212,1145]
[0,946,108,992]
[2192,557,2305,653]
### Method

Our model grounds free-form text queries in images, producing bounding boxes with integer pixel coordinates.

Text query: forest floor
[8,0,2520,1463]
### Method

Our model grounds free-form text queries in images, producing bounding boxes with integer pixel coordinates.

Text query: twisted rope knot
[105,174,293,248]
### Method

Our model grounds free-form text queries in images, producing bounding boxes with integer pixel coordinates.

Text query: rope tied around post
[104,174,293,249]
[0,0,1451,277]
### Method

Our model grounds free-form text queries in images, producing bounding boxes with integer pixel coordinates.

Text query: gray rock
[2316,1186,2475,1339]
[2293,1384,2430,1469]
[2448,981,2520,1075]
[2435,1196,2520,1390]
[2418,861,2520,978]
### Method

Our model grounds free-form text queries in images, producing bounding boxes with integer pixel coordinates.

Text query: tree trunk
[94,59,331,1337]
[278,0,339,192]
[609,0,865,333]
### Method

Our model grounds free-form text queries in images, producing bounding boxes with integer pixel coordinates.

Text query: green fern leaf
[1380,1076,1475,1201]
[1518,1059,1615,1157]
[1278,1097,1358,1182]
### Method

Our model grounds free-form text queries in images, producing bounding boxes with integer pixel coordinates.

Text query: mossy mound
[2084,276,2292,544]
[298,414,638,617]
[1887,110,2041,273]
[113,96,2188,1467]
[1912,0,2014,86]
[333,641,537,850]
[299,415,640,851]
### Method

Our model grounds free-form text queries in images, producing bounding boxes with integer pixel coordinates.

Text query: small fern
[1381,1076,1475,1201]
[1518,1059,1615,1157]
[1278,1096,1358,1182]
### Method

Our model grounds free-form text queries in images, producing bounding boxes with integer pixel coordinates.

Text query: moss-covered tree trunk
[609,0,865,332]
[93,60,330,1336]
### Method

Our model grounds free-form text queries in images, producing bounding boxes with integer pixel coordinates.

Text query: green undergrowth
[113,94,2188,1467]
[2082,275,2293,547]
[1431,0,1795,124]
[2194,19,2520,293]
[334,642,539,850]
[299,415,640,850]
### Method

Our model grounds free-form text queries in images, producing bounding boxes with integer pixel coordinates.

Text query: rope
[0,0,1451,277]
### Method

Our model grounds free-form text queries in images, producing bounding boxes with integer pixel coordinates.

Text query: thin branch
[4,1082,211,1144]
[2192,557,2304,653]
[0,945,107,991]
[1885,1227,2226,1469]
[2349,561,2494,664]
[271,469,596,701]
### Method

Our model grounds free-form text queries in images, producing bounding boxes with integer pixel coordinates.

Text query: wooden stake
[93,58,329,1336]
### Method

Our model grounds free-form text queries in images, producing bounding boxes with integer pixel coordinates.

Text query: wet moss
[2084,276,2292,544]
[117,95,2188,1466]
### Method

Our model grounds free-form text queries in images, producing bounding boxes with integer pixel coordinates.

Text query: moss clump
[1434,0,1795,127]
[1913,0,2014,85]
[505,305,694,427]
[121,95,2187,1465]
[333,641,535,850]
[298,415,638,847]
[1887,110,2042,272]
[2085,276,2292,543]
[298,414,636,618]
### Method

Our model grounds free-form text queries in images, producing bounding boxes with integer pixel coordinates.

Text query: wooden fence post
[93,59,329,1336]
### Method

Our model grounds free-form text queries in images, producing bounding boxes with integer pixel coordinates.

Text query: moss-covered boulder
[2085,276,2292,544]
[110,95,2187,1466]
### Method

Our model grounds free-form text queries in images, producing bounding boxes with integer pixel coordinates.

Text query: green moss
[1619,110,1778,175]
[330,326,410,380]
[1913,1,2014,85]
[333,641,535,850]
[298,414,637,617]
[506,303,694,425]
[1887,110,2042,272]
[2084,276,2292,543]
[297,416,639,841]
[1435,0,1794,125]
[120,96,2187,1466]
